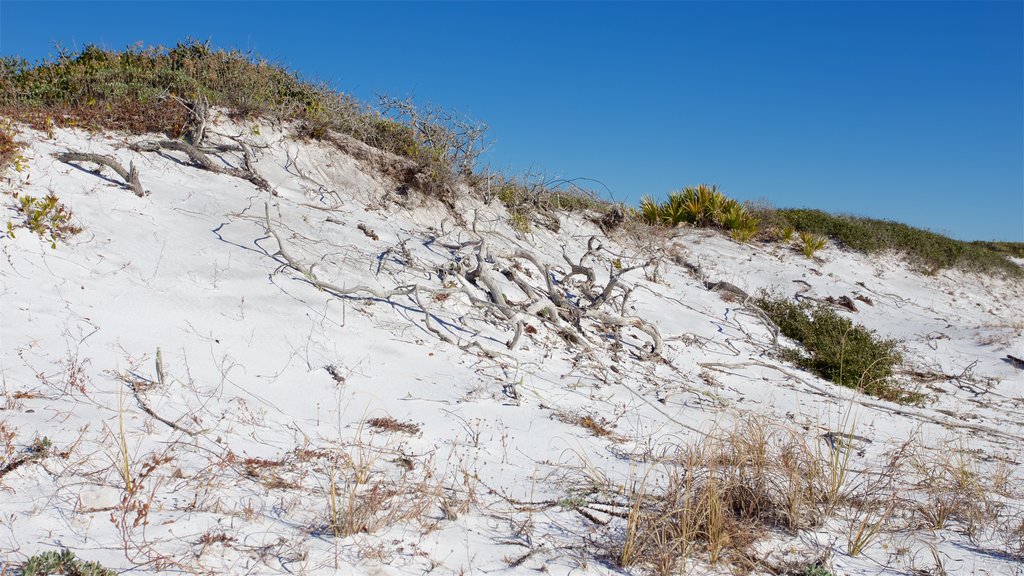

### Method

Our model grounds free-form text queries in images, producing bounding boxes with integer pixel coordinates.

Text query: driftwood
[826,295,858,312]
[705,281,750,301]
[130,139,271,192]
[264,204,663,358]
[54,152,145,197]
[172,93,210,146]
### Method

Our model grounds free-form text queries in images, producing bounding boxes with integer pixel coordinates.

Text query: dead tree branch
[130,140,271,192]
[54,152,146,197]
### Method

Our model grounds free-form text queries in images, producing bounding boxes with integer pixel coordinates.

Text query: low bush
[971,240,1024,260]
[755,294,914,402]
[22,548,115,576]
[775,208,1021,276]
[8,192,81,248]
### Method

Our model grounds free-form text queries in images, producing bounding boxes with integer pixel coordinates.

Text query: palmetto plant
[639,184,760,243]
[799,232,828,259]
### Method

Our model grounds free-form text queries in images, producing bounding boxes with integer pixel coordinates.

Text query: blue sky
[1,1,1021,241]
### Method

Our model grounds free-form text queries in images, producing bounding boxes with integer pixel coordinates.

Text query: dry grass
[0,422,16,467]
[907,441,999,540]
[612,415,933,574]
[312,444,441,539]
[618,418,822,573]
[554,411,622,441]
[365,416,421,436]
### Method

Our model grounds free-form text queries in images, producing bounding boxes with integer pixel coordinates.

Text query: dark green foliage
[801,564,835,576]
[970,240,1024,259]
[22,548,115,576]
[756,294,916,403]
[776,209,1021,276]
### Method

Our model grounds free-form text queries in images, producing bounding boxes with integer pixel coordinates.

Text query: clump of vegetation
[802,564,835,576]
[22,548,115,576]
[617,417,886,574]
[755,294,913,402]
[639,184,758,242]
[366,416,421,435]
[971,240,1024,260]
[798,231,828,259]
[0,41,486,200]
[775,208,1021,276]
[8,192,81,248]
[0,118,26,173]
[491,173,611,233]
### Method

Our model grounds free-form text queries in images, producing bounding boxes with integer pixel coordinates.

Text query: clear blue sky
[2,1,1021,241]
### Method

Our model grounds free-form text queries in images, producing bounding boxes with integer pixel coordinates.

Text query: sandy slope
[1,118,1022,575]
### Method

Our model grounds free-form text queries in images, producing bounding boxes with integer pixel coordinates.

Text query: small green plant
[755,294,914,402]
[9,193,81,248]
[22,548,116,576]
[799,231,827,259]
[780,224,795,243]
[29,436,52,456]
[509,211,530,234]
[802,563,834,576]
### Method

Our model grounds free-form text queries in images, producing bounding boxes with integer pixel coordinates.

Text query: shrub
[755,294,913,402]
[776,208,1021,276]
[803,564,835,576]
[8,192,81,248]
[22,548,115,576]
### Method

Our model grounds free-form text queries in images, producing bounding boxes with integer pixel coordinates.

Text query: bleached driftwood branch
[264,203,662,359]
[130,139,271,192]
[54,152,146,197]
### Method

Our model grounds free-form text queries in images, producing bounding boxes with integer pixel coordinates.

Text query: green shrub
[970,240,1024,259]
[802,564,835,576]
[776,208,1020,276]
[8,192,81,248]
[755,294,916,403]
[22,548,115,576]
